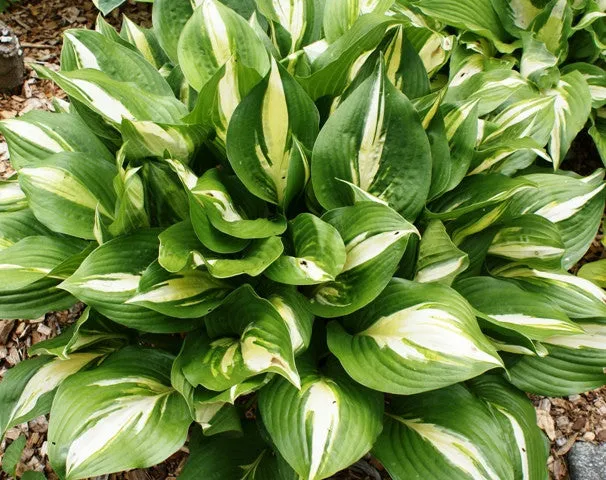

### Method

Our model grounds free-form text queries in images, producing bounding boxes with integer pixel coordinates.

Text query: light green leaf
[312,58,431,220]
[0,277,78,320]
[578,259,606,287]
[259,358,384,480]
[520,33,559,89]
[373,384,514,480]
[455,276,583,341]
[152,0,194,64]
[323,0,394,43]
[48,347,191,480]
[0,209,52,251]
[2,435,26,477]
[327,279,502,394]
[0,353,101,438]
[491,0,544,36]
[414,220,469,285]
[307,202,418,317]
[108,162,149,238]
[226,58,319,209]
[0,178,27,212]
[120,15,169,69]
[264,213,346,285]
[92,0,128,15]
[530,0,573,58]
[18,152,117,240]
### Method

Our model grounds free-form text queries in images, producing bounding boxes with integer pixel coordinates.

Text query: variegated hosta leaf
[562,62,606,109]
[426,174,536,221]
[405,24,454,78]
[323,0,395,43]
[410,0,515,52]
[61,29,173,97]
[92,0,128,15]
[487,214,566,269]
[491,0,543,36]
[152,0,194,64]
[108,162,149,238]
[327,279,502,394]
[0,209,52,251]
[28,307,130,360]
[226,58,319,209]
[414,220,469,285]
[530,0,573,58]
[120,119,208,163]
[504,170,606,268]
[48,347,191,480]
[180,423,297,480]
[520,33,559,89]
[120,16,169,69]
[508,324,606,395]
[0,353,102,438]
[312,58,431,220]
[179,285,299,390]
[126,260,231,318]
[259,358,384,480]
[178,0,270,91]
[307,202,418,317]
[141,161,190,226]
[0,110,113,170]
[455,276,583,341]
[494,264,606,319]
[373,384,514,480]
[546,71,592,169]
[0,236,87,292]
[589,111,606,166]
[578,259,606,287]
[190,168,287,239]
[467,375,550,480]
[37,67,188,126]
[18,152,117,240]
[469,137,551,176]
[60,230,198,332]
[0,178,27,212]
[265,213,346,285]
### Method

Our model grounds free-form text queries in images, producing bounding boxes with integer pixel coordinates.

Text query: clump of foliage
[0,0,605,479]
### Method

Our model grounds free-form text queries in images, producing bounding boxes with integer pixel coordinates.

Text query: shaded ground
[0,1,605,479]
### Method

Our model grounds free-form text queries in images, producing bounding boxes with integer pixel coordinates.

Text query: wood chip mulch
[0,1,605,480]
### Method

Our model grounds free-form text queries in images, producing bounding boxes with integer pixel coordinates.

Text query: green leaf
[264,213,346,285]
[120,15,169,69]
[259,358,384,480]
[0,209,52,251]
[92,0,127,15]
[491,0,543,36]
[0,353,101,438]
[578,259,606,287]
[307,202,417,317]
[0,178,28,212]
[178,0,270,91]
[152,0,193,64]
[327,279,502,394]
[0,277,78,320]
[108,162,149,238]
[312,58,431,220]
[2,435,26,477]
[323,0,394,43]
[180,285,300,390]
[414,220,469,285]
[127,260,231,318]
[373,384,514,480]
[48,347,191,480]
[0,110,113,170]
[226,58,319,209]
[530,0,573,58]
[455,276,583,341]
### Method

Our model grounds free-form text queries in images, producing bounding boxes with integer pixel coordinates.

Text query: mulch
[0,1,605,479]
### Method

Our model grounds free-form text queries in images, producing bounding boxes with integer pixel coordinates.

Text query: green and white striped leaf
[530,0,573,58]
[18,152,117,240]
[264,213,346,285]
[414,220,469,285]
[469,137,551,176]
[0,209,52,251]
[578,259,606,287]
[520,33,559,89]
[48,347,191,480]
[468,375,550,480]
[508,334,606,396]
[178,0,270,91]
[152,0,194,64]
[0,236,86,292]
[92,0,129,15]
[307,202,417,317]
[494,264,606,319]
[0,353,101,438]
[487,214,566,269]
[0,178,27,212]
[491,0,543,36]
[323,0,394,43]
[455,276,583,341]
[37,67,188,126]
[108,162,149,238]
[405,25,454,78]
[259,358,384,480]
[312,58,431,220]
[141,161,190,226]
[191,169,287,239]
[327,279,502,394]
[226,58,319,209]
[61,29,173,96]
[179,286,299,390]
[120,16,169,69]
[504,171,606,268]
[562,62,606,109]
[61,230,198,332]
[0,110,113,169]
[373,384,514,480]
[126,261,231,318]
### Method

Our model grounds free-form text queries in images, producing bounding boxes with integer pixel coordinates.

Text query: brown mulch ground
[0,1,605,479]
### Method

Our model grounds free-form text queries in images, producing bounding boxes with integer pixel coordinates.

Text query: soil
[0,1,605,480]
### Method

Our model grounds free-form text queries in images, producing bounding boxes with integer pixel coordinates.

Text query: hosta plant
[1,0,606,479]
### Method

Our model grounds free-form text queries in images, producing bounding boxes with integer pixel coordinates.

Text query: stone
[568,442,606,480]
[0,21,24,92]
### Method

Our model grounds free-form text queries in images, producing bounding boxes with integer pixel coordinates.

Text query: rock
[583,432,597,442]
[0,21,24,93]
[568,442,606,480]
